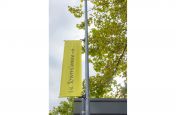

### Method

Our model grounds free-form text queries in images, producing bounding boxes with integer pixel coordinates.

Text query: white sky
[49,0,96,110]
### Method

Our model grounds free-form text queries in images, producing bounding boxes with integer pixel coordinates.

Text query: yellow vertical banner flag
[60,40,82,97]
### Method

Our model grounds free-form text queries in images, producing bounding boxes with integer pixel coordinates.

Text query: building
[74,98,127,115]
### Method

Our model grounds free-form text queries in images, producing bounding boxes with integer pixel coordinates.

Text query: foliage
[50,0,127,114]
[49,98,74,115]
[74,0,127,99]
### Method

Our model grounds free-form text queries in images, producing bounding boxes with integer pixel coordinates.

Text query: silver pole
[84,0,90,114]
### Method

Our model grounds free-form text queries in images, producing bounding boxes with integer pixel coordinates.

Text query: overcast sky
[49,0,96,110]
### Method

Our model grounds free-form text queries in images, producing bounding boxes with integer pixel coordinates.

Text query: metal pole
[84,0,90,114]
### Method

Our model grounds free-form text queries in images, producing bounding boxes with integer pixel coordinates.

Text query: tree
[68,0,127,99]
[49,98,74,115]
[50,0,127,114]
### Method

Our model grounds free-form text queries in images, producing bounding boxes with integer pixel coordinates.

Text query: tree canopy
[50,0,127,114]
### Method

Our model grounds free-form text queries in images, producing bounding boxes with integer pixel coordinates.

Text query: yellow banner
[60,40,82,97]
